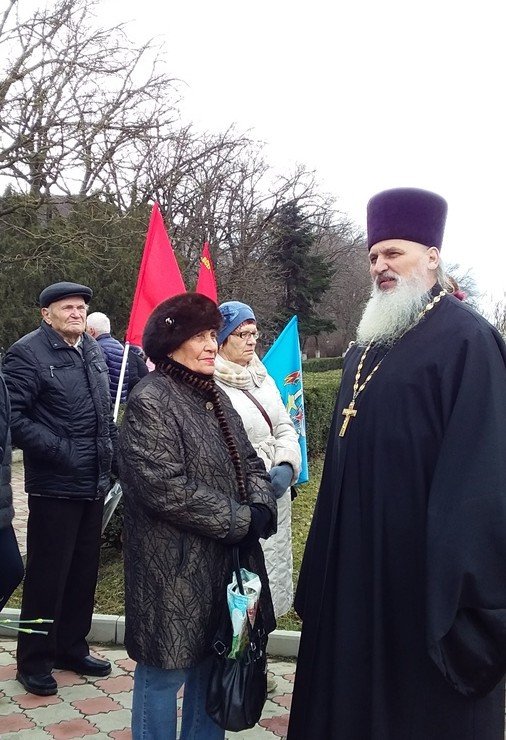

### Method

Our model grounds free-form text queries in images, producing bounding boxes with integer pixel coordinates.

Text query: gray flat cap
[38,281,93,308]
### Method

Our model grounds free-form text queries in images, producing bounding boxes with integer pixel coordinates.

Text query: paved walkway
[10,458,28,557]
[3,460,294,739]
[0,639,294,739]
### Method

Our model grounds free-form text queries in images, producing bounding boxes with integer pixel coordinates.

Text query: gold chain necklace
[338,288,447,437]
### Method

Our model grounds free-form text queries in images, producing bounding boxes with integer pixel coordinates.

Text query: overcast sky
[102,0,505,307]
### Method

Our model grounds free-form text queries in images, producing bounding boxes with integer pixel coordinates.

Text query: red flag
[195,242,218,302]
[126,203,186,346]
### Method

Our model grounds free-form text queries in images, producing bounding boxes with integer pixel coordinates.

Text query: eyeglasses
[231,330,261,341]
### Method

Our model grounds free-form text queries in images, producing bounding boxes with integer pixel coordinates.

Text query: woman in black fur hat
[118,293,277,740]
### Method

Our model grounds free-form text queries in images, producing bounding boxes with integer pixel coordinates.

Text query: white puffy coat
[215,353,301,617]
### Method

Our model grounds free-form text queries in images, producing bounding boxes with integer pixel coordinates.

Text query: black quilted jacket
[2,322,117,499]
[119,369,277,670]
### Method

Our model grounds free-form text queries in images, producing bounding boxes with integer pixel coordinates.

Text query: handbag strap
[233,546,244,595]
[232,545,265,644]
[240,389,273,435]
[232,547,257,640]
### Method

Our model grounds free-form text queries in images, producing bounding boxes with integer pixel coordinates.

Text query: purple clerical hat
[366,187,447,250]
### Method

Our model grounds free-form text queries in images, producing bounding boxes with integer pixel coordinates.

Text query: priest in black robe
[288,188,506,740]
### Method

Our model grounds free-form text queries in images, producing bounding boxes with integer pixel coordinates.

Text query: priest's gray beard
[356,270,432,347]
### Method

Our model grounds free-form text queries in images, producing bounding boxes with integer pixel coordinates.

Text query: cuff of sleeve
[222,502,251,544]
[273,452,301,484]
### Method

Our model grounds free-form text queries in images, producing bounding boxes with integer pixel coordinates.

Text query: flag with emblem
[126,202,186,347]
[263,316,309,483]
[195,242,218,302]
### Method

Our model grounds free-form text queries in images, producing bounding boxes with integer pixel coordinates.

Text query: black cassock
[288,292,506,740]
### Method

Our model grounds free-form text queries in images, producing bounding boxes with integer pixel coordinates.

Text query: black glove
[239,504,272,549]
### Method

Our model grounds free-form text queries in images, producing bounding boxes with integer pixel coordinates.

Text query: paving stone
[0,650,17,665]
[0,677,30,698]
[95,674,134,694]
[72,696,124,715]
[270,693,292,710]
[24,701,83,725]
[11,691,62,710]
[115,658,136,672]
[54,669,87,687]
[0,712,36,733]
[259,713,290,737]
[44,717,100,738]
[0,700,20,715]
[106,690,133,710]
[270,675,295,694]
[0,662,17,680]
[1,729,52,739]
[0,640,17,650]
[85,709,132,733]
[269,660,297,675]
[57,683,108,702]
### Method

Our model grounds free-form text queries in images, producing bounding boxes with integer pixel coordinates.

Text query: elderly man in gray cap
[2,281,117,696]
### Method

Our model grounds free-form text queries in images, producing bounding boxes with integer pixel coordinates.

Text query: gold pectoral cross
[339,400,357,437]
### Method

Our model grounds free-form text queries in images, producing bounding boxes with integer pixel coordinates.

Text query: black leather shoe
[54,655,112,677]
[16,670,57,696]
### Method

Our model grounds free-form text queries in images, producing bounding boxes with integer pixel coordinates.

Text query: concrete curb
[0,607,300,657]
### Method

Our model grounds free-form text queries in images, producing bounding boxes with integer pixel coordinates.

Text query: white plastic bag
[226,568,262,658]
[101,480,123,534]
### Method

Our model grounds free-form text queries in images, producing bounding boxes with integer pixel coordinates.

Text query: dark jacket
[2,322,117,500]
[127,347,149,395]
[96,333,129,404]
[0,371,13,529]
[119,370,277,670]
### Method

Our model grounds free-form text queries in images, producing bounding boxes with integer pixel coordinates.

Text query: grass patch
[276,455,322,630]
[94,547,126,615]
[8,457,323,627]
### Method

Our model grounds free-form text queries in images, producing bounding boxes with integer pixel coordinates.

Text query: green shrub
[303,370,341,457]
[101,498,124,550]
[303,356,343,373]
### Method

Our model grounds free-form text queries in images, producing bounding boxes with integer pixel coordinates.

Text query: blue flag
[263,316,309,484]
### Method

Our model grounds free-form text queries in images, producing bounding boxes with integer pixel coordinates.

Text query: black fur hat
[143,292,222,363]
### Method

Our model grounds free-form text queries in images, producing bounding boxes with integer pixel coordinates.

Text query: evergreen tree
[0,190,151,349]
[270,202,335,341]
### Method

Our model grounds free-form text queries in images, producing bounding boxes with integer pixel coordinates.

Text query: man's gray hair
[436,260,453,292]
[87,311,111,335]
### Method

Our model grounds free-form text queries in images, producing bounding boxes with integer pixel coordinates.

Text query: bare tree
[136,128,342,297]
[0,0,362,345]
[444,262,481,308]
[483,294,506,337]
[305,223,370,355]
[0,0,180,217]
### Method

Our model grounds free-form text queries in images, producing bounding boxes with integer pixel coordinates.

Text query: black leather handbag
[206,547,268,731]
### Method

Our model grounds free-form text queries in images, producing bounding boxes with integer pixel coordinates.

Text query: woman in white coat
[214,301,302,627]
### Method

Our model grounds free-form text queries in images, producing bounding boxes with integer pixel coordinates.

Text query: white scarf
[214,352,267,390]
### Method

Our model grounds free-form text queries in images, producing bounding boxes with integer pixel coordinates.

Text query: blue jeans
[132,655,225,739]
